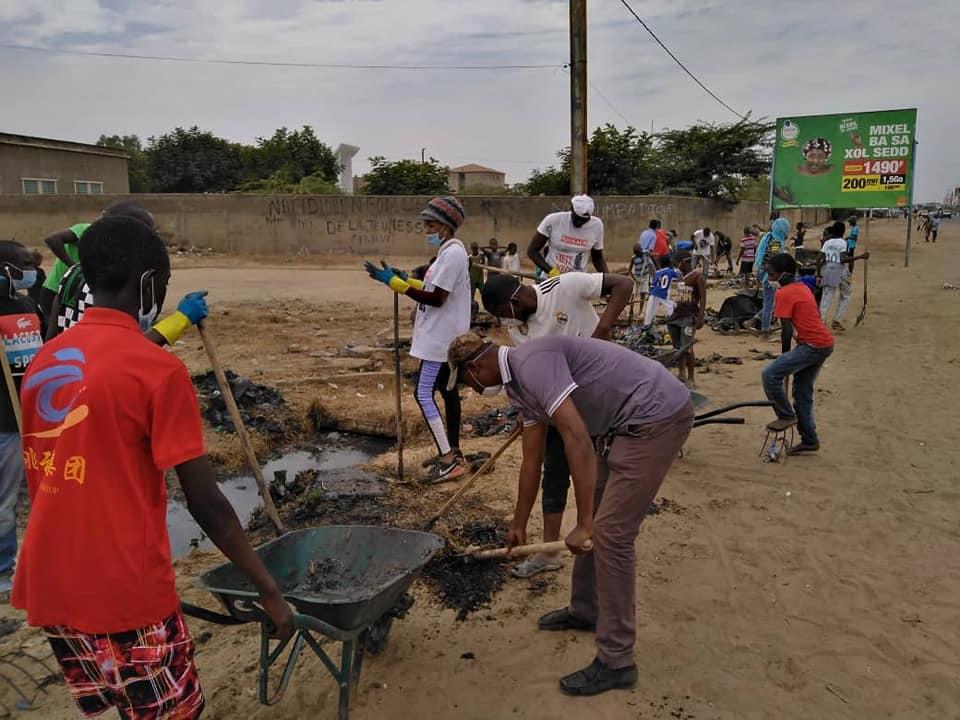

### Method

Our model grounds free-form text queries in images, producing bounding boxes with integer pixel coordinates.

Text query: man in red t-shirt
[653,226,669,258]
[760,253,834,454]
[12,216,293,720]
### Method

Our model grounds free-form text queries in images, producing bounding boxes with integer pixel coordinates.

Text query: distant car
[939,208,953,219]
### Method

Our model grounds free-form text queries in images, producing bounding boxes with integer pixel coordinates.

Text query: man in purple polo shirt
[447,333,693,696]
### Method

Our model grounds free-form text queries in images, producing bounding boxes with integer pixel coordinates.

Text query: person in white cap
[527,195,608,277]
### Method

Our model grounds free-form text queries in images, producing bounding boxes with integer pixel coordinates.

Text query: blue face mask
[12,269,37,290]
[426,232,444,247]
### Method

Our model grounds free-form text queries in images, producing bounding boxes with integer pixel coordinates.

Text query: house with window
[448,163,506,193]
[0,133,129,195]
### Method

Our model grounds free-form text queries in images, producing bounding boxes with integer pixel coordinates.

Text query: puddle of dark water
[167,433,391,557]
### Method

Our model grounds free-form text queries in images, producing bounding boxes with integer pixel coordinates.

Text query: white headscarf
[571,194,595,217]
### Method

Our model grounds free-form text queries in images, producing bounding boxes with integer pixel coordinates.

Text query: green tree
[238,168,340,194]
[239,126,339,186]
[146,127,241,193]
[361,156,450,195]
[652,118,774,200]
[97,134,151,192]
[522,119,774,201]
[519,125,655,196]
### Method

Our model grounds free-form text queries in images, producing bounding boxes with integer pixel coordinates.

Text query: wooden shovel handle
[471,539,593,560]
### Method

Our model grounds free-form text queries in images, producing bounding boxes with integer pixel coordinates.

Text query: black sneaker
[787,441,820,455]
[559,657,638,696]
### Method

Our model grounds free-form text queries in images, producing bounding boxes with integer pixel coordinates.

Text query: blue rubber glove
[177,291,209,324]
[364,260,395,286]
[390,266,409,281]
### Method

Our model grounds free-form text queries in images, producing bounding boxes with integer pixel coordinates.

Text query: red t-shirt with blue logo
[12,308,206,633]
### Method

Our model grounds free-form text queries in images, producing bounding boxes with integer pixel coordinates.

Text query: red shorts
[44,610,204,719]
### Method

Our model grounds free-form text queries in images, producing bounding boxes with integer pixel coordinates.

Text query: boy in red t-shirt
[760,253,834,454]
[12,216,293,720]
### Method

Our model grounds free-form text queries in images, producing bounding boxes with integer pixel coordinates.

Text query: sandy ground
[2,219,959,719]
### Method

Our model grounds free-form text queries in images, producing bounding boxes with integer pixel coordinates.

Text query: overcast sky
[1,0,955,201]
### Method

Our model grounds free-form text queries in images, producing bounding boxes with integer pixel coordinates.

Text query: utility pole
[569,0,588,195]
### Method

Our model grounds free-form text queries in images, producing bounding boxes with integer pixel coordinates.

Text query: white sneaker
[511,554,562,579]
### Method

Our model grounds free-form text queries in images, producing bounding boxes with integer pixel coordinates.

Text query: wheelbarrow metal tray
[197,526,444,632]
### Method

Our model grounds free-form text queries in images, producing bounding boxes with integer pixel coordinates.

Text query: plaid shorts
[44,610,204,720]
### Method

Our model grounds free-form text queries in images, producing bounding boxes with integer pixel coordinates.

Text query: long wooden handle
[484,265,542,281]
[197,322,286,536]
[425,425,521,528]
[471,539,593,560]
[0,349,21,432]
[392,294,404,481]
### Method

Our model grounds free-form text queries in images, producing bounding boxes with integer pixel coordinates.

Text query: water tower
[335,143,360,194]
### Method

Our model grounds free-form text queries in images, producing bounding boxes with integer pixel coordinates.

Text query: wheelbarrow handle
[180,601,245,626]
[693,417,745,428]
[694,400,773,422]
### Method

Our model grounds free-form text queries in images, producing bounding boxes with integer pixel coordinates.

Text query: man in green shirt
[40,200,152,319]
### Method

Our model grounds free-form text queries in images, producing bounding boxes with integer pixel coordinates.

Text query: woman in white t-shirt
[364,196,471,483]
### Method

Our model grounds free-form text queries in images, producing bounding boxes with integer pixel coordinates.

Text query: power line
[588,80,635,127]
[615,0,746,119]
[0,42,560,71]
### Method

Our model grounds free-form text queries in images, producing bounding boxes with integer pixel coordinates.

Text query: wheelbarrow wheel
[364,592,414,656]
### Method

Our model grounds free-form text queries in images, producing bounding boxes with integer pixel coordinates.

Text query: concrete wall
[0,145,129,195]
[0,194,830,259]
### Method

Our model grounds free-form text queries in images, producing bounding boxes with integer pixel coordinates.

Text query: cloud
[0,0,955,200]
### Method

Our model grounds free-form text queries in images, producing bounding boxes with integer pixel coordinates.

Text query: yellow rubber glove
[407,277,425,290]
[548,267,561,278]
[387,276,410,294]
[152,311,192,345]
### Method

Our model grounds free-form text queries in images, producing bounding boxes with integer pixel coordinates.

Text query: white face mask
[138,270,158,332]
[480,384,504,397]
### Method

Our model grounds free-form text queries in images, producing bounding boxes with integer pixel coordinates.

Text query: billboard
[771,108,917,209]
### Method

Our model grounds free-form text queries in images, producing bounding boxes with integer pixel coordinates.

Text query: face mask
[138,270,158,332]
[12,269,37,290]
[768,281,781,290]
[481,384,504,397]
[426,232,443,247]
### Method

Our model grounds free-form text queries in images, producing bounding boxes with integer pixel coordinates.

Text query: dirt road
[2,220,958,719]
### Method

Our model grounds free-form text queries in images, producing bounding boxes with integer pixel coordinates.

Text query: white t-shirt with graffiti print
[536,211,604,274]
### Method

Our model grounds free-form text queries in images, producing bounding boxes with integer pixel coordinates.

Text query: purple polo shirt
[500,336,691,436]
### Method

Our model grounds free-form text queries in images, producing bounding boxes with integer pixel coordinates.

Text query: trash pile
[192,370,302,441]
[613,325,669,360]
[463,406,520,437]
[422,521,508,621]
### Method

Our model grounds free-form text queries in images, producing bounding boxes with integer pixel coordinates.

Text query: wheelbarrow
[180,526,444,720]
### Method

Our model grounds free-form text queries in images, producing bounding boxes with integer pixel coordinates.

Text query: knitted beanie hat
[418,196,466,230]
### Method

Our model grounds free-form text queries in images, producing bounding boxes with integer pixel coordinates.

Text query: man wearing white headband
[527,194,608,278]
